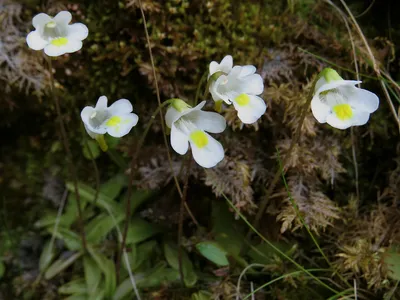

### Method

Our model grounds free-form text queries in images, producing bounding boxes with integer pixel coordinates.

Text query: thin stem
[250,81,315,236]
[178,157,192,285]
[243,268,329,300]
[223,193,339,294]
[276,150,352,289]
[116,99,171,283]
[47,57,87,252]
[81,125,100,206]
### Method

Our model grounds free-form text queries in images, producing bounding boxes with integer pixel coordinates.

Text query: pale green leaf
[59,278,87,295]
[196,242,229,266]
[45,252,82,280]
[125,217,161,244]
[83,256,102,296]
[39,240,56,272]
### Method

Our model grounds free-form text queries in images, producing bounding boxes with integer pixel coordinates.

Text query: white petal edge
[315,80,361,96]
[165,106,181,128]
[345,86,379,113]
[190,133,224,168]
[350,110,371,126]
[237,73,264,95]
[211,76,231,104]
[189,110,226,133]
[106,113,139,138]
[232,95,266,124]
[54,11,72,25]
[170,125,189,155]
[326,113,353,130]
[84,123,98,139]
[67,23,89,41]
[239,65,256,77]
[32,13,52,29]
[81,106,95,125]
[26,31,48,50]
[44,44,67,57]
[311,95,331,123]
[95,96,108,110]
[219,55,233,74]
[64,39,83,53]
[109,99,133,115]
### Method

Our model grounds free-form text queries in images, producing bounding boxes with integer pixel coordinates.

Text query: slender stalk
[276,150,352,289]
[223,193,339,294]
[81,124,100,206]
[47,57,87,251]
[178,157,192,285]
[116,100,171,283]
[250,81,315,236]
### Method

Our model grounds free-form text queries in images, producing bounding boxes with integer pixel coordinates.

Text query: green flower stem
[47,57,87,252]
[223,193,339,295]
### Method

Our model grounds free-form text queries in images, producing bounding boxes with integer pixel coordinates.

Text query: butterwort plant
[165,99,226,168]
[208,55,267,124]
[81,96,139,151]
[311,68,379,130]
[26,11,88,57]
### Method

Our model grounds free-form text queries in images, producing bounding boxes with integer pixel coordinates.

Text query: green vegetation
[1,0,400,299]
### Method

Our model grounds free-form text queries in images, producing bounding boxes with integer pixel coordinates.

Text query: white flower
[81,96,139,139]
[165,99,226,168]
[26,11,88,57]
[311,68,379,130]
[208,56,266,124]
[209,55,233,79]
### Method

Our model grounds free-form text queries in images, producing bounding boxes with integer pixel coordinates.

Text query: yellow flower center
[333,104,353,121]
[235,94,250,106]
[106,116,122,127]
[51,37,68,47]
[190,130,208,148]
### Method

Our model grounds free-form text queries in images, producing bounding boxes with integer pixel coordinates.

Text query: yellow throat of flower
[333,104,353,121]
[51,37,68,47]
[190,130,208,148]
[235,94,250,106]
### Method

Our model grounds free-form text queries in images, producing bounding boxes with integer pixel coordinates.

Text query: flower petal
[32,13,52,29]
[219,55,233,73]
[238,73,264,95]
[65,39,83,53]
[105,113,139,137]
[351,110,371,126]
[95,96,108,110]
[165,106,181,128]
[81,106,95,125]
[190,132,224,168]
[232,94,266,124]
[44,44,67,57]
[210,76,231,103]
[315,80,361,96]
[170,124,189,155]
[54,11,72,25]
[326,113,353,130]
[311,95,331,123]
[238,65,256,77]
[345,86,379,113]
[67,23,89,41]
[84,123,98,139]
[26,31,48,50]
[189,110,226,133]
[109,99,133,115]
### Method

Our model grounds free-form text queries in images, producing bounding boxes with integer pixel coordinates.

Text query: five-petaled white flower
[26,11,88,57]
[311,68,379,130]
[208,55,267,124]
[166,99,226,168]
[81,96,139,141]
